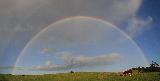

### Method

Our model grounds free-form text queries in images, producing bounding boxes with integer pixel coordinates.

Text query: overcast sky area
[0,0,160,74]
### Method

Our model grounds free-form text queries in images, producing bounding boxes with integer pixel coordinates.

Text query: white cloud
[0,0,142,33]
[126,16,153,37]
[0,0,143,39]
[45,60,52,66]
[35,52,121,71]
[41,48,50,54]
[100,0,142,24]
[40,48,57,54]
[0,0,144,65]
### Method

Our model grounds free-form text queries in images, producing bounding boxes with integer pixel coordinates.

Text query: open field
[0,72,160,81]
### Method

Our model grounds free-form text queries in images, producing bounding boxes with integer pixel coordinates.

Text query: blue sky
[135,0,160,63]
[0,0,159,74]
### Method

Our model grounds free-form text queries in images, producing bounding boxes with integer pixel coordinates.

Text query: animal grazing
[123,69,133,76]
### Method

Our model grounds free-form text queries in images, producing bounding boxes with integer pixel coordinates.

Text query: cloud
[35,52,121,71]
[0,0,142,66]
[0,66,32,71]
[41,48,50,54]
[126,16,153,37]
[0,0,143,34]
[40,48,58,54]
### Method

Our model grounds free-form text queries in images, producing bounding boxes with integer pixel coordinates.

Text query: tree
[150,61,159,68]
[148,61,160,72]
[137,67,141,73]
[133,61,160,72]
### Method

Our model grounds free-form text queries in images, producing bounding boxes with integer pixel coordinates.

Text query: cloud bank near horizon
[35,52,121,71]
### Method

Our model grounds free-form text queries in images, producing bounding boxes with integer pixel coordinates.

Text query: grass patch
[0,72,159,81]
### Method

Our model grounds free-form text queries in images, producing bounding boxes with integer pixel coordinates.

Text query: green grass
[0,72,160,81]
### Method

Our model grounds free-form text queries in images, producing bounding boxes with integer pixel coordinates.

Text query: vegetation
[133,61,160,72]
[0,61,159,81]
[0,72,160,81]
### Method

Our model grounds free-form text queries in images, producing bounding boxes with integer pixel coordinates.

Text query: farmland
[0,72,160,81]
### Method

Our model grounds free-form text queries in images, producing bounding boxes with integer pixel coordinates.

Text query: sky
[0,0,160,74]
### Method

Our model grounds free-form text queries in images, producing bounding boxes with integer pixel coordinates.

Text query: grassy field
[0,72,160,81]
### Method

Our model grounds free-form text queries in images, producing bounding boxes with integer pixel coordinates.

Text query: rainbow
[12,16,149,74]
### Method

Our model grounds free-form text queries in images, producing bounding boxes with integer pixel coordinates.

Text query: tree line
[132,61,160,72]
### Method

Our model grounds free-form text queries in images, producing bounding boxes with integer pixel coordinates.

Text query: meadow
[0,72,160,81]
